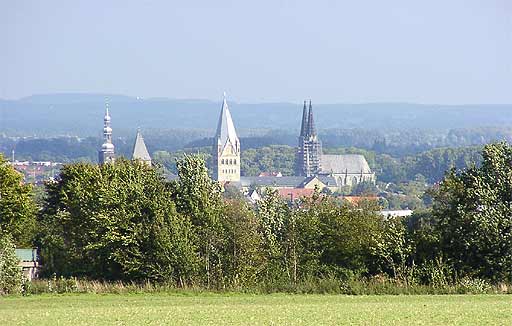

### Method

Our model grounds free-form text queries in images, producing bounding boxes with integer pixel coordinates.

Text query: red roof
[277,188,315,200]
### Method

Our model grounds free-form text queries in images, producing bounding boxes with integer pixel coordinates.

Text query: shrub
[0,235,23,295]
[457,277,492,294]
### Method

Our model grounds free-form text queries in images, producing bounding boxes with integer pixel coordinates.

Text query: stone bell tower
[212,93,240,182]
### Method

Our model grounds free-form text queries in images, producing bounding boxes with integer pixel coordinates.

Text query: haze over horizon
[1,1,511,104]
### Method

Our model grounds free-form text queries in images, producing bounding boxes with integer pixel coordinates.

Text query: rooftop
[320,154,373,174]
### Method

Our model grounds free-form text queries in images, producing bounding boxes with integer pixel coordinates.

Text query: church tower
[295,100,322,176]
[132,128,152,166]
[212,93,240,182]
[98,103,115,164]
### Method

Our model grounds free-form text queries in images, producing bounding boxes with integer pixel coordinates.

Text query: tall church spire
[295,99,322,176]
[307,100,316,137]
[300,100,308,137]
[212,93,240,182]
[98,102,115,164]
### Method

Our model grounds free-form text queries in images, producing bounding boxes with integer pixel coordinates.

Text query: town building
[239,175,338,193]
[98,103,115,164]
[212,93,241,183]
[132,128,152,165]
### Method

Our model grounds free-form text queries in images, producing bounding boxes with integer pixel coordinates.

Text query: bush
[0,235,23,295]
[457,277,492,294]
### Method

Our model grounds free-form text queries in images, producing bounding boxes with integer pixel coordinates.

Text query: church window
[229,159,233,165]
[234,159,237,164]
[221,159,224,164]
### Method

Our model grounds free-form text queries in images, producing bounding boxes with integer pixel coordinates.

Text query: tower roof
[307,100,316,136]
[300,100,308,137]
[320,154,372,174]
[132,129,151,162]
[215,93,239,148]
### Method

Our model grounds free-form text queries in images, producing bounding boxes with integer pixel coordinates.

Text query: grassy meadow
[1,293,510,325]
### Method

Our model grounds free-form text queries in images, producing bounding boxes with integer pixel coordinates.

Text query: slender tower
[212,93,240,182]
[295,100,322,176]
[295,101,308,175]
[98,103,115,164]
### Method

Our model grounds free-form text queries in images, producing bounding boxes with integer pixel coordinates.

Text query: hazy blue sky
[1,0,511,103]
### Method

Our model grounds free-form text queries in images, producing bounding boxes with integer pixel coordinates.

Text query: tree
[0,234,23,295]
[371,217,414,284]
[286,196,324,282]
[432,142,512,282]
[0,154,37,246]
[350,180,379,196]
[220,199,263,287]
[171,154,224,288]
[256,189,290,282]
[317,198,382,277]
[39,159,197,283]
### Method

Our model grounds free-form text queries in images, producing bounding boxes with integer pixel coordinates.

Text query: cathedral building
[98,104,115,164]
[294,100,375,188]
[212,94,240,182]
[240,100,375,194]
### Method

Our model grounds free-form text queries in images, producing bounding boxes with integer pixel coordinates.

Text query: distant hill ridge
[1,93,512,136]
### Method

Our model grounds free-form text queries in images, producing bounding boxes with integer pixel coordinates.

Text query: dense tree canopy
[0,154,37,245]
[432,142,512,282]
[2,140,510,289]
[38,159,196,283]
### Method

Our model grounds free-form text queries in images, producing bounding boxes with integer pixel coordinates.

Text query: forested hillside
[1,93,512,135]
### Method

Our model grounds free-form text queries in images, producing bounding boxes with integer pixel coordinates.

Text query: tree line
[3,126,510,163]
[153,144,482,185]
[1,143,511,294]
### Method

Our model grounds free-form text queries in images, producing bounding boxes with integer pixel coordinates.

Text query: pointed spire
[300,100,308,137]
[104,98,110,118]
[132,128,151,165]
[215,93,239,150]
[307,100,316,136]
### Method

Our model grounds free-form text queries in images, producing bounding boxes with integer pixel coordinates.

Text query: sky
[1,0,511,104]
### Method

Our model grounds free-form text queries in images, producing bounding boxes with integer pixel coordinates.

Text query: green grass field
[1,293,510,325]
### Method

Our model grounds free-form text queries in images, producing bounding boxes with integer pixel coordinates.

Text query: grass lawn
[1,293,510,325]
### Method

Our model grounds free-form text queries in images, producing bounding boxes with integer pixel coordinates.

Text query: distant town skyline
[1,0,511,104]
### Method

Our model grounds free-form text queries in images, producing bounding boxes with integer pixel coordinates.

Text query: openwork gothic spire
[300,100,308,137]
[295,99,322,176]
